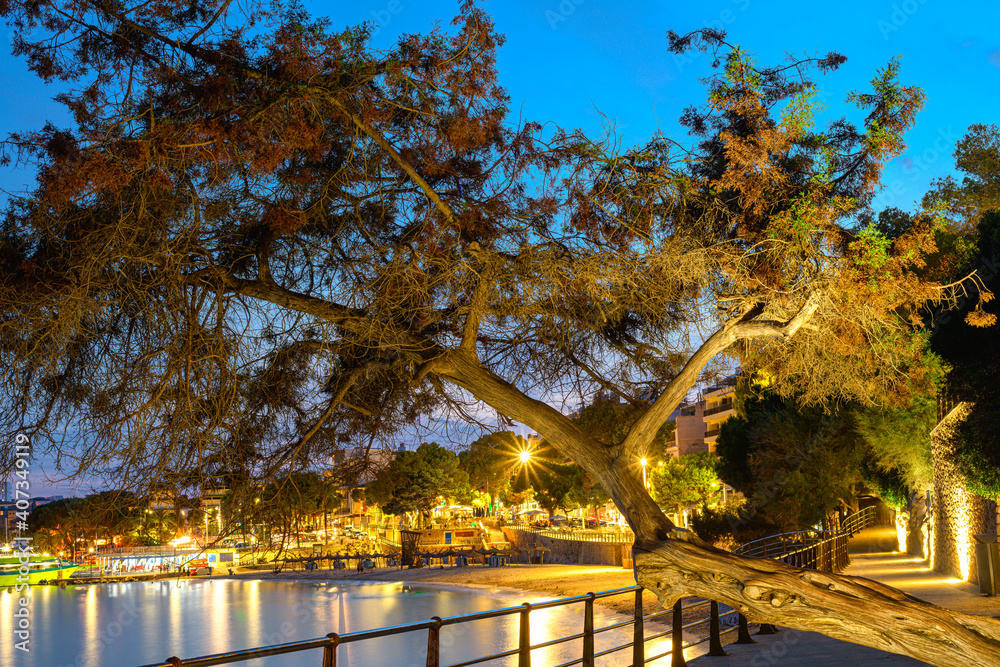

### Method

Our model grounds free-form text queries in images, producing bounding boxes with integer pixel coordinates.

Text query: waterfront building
[673,377,737,456]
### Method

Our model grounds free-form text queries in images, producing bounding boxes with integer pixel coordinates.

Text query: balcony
[704,428,721,438]
[703,402,733,417]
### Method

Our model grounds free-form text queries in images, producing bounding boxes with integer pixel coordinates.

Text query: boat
[0,555,83,586]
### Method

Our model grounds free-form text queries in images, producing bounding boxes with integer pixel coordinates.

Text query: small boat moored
[0,555,82,587]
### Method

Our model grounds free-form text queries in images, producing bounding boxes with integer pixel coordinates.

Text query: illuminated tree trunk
[439,348,1000,667]
[634,537,1000,667]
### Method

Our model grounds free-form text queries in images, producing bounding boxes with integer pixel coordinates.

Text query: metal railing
[734,506,877,569]
[136,509,880,666]
[703,403,733,417]
[704,428,720,438]
[97,545,199,556]
[137,586,742,667]
[506,524,635,544]
[719,506,879,637]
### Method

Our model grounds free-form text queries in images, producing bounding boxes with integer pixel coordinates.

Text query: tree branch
[620,291,823,458]
[436,348,676,541]
[635,539,1000,667]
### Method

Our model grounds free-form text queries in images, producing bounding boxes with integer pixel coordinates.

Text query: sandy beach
[226,562,668,618]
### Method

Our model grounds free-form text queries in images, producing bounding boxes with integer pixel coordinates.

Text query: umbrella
[507,546,529,563]
[518,509,546,516]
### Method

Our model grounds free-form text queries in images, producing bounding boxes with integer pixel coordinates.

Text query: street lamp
[640,458,648,489]
[519,450,531,463]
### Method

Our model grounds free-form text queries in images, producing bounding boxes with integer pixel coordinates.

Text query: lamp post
[640,458,648,489]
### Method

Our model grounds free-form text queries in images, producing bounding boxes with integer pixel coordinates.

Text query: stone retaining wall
[931,403,998,584]
[501,527,627,566]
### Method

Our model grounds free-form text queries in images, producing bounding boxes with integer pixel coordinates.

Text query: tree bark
[634,536,1000,667]
[906,492,929,558]
[437,348,1000,667]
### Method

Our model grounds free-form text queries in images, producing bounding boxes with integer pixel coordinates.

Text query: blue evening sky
[2,0,998,494]
[4,0,1000,208]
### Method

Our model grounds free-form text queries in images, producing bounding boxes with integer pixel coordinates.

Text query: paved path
[684,526,1000,667]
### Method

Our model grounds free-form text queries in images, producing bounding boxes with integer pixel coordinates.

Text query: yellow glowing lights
[895,513,908,553]
[519,450,531,463]
[954,496,973,581]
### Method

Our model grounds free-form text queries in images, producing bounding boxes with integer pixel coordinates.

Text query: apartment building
[332,446,400,516]
[673,378,736,456]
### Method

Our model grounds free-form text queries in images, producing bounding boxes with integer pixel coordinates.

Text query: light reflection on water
[0,579,669,666]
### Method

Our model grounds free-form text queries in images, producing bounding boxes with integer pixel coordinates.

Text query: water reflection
[0,579,668,666]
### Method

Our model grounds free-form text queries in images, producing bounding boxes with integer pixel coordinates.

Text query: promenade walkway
[686,525,1000,666]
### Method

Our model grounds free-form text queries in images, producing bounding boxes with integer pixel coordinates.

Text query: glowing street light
[519,450,531,464]
[640,458,648,489]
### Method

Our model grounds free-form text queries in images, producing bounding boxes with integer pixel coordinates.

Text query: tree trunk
[906,491,929,558]
[437,350,1000,667]
[634,536,1000,666]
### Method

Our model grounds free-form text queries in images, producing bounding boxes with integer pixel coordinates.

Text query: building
[332,446,399,486]
[199,486,228,538]
[331,446,400,517]
[673,377,737,456]
[1,496,64,544]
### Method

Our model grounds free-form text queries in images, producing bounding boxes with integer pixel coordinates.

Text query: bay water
[0,579,670,666]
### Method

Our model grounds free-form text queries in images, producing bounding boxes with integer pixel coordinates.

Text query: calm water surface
[0,579,670,666]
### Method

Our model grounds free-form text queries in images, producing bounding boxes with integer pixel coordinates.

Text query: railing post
[426,617,443,667]
[583,593,595,667]
[757,622,779,635]
[708,601,727,656]
[671,599,686,667]
[519,603,532,667]
[321,633,339,667]
[633,589,645,667]
[735,614,755,644]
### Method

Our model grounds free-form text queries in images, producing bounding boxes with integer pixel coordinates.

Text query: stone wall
[930,402,998,584]
[501,527,627,566]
